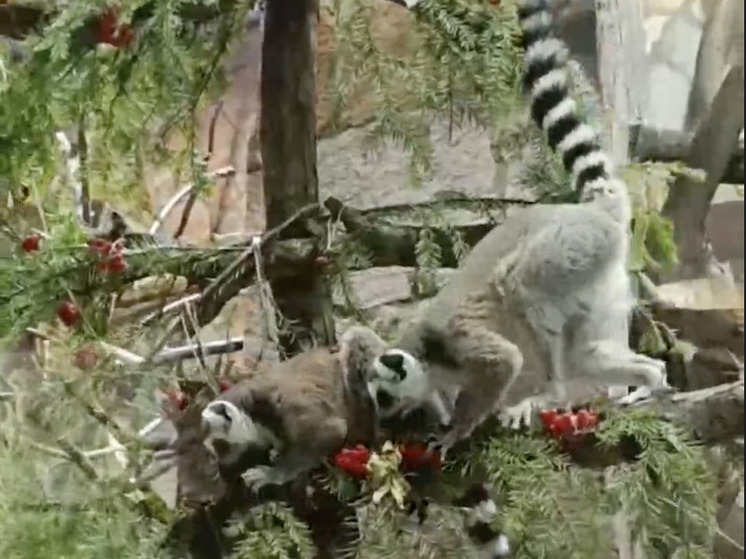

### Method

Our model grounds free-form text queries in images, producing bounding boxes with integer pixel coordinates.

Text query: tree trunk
[593,2,649,557]
[661,0,745,282]
[260,0,335,358]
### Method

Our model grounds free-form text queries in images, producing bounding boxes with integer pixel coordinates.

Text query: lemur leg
[433,295,524,454]
[570,340,670,395]
[243,417,347,492]
[491,248,568,404]
[242,448,319,491]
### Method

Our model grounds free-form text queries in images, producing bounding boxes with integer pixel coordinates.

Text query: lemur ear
[380,353,407,380]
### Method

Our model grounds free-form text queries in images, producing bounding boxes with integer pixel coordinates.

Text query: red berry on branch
[333,446,371,479]
[88,238,112,255]
[74,345,100,371]
[57,301,82,327]
[550,413,574,438]
[95,8,134,49]
[400,443,443,472]
[107,254,128,274]
[218,380,233,393]
[575,409,597,431]
[539,408,558,428]
[21,234,42,253]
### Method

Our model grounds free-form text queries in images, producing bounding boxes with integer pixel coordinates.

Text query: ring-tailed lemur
[200,326,386,491]
[365,0,671,454]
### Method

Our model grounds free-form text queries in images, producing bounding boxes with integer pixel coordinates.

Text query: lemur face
[367,349,432,419]
[201,400,264,457]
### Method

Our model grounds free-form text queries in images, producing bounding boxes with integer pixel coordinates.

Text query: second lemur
[365,0,671,453]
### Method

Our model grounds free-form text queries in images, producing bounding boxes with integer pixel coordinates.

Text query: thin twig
[149,166,235,235]
[150,337,244,365]
[206,100,223,158]
[140,292,202,326]
[99,342,146,365]
[179,304,209,374]
[56,438,99,481]
[77,120,91,224]
[62,381,135,444]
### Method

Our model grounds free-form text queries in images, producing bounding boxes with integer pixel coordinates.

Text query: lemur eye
[213,403,232,423]
[376,389,395,409]
[379,353,407,381]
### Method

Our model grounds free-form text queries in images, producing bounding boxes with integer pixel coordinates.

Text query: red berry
[73,345,100,371]
[548,421,564,438]
[400,444,427,469]
[218,380,233,393]
[334,446,371,478]
[107,254,127,273]
[21,234,42,253]
[575,409,596,431]
[88,239,112,255]
[551,414,574,438]
[539,409,558,428]
[95,8,134,49]
[57,301,82,327]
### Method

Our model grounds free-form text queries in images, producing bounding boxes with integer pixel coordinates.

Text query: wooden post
[260,0,336,357]
[594,3,650,557]
[594,0,648,165]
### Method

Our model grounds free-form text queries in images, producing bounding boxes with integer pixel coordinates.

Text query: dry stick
[143,202,321,362]
[149,166,235,236]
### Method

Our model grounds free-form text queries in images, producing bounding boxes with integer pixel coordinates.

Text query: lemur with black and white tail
[366,0,672,454]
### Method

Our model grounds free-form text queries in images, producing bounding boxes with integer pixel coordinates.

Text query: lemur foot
[499,398,536,430]
[242,465,280,492]
[499,394,562,430]
[617,383,674,406]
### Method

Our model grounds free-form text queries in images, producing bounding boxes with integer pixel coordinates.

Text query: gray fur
[368,0,670,452]
[200,326,388,490]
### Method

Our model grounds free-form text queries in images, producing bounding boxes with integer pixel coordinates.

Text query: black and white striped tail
[455,484,511,559]
[517,0,630,224]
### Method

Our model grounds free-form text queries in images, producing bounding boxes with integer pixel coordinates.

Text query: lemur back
[368,0,670,452]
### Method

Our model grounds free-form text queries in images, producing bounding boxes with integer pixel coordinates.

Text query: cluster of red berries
[539,407,601,442]
[164,380,234,412]
[88,238,128,274]
[333,443,443,480]
[95,7,135,49]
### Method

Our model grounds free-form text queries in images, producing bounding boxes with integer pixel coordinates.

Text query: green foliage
[0,0,249,218]
[329,0,524,184]
[231,503,315,559]
[460,409,717,559]
[0,430,168,559]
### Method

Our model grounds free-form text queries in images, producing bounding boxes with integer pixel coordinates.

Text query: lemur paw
[499,398,537,430]
[617,383,674,406]
[242,465,274,492]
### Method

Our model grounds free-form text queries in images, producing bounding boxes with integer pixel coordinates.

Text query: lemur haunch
[366,0,671,453]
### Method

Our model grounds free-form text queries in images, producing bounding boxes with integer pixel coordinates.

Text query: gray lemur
[365,0,671,453]
[200,326,387,492]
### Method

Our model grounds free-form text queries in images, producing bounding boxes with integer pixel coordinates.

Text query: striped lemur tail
[517,0,632,225]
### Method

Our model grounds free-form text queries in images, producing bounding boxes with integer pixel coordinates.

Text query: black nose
[379,353,406,380]
[376,389,395,409]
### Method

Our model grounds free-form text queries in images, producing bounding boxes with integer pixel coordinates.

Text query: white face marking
[366,349,432,419]
[201,400,270,457]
